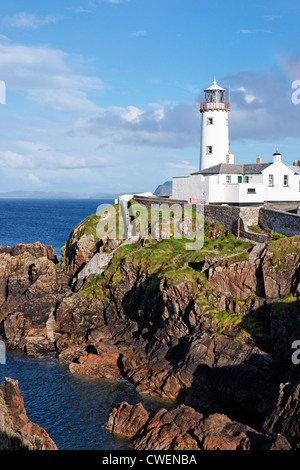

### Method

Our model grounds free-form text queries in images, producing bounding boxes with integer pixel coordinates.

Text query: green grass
[272,294,299,320]
[267,235,300,267]
[102,233,253,285]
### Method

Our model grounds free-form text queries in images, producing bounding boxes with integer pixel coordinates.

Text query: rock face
[262,381,300,448]
[0,243,71,357]
[106,402,291,451]
[0,378,57,450]
[1,220,300,450]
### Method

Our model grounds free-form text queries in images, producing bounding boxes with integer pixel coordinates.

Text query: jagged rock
[0,378,57,450]
[207,260,260,300]
[262,381,300,444]
[106,402,149,438]
[0,243,71,357]
[69,341,122,379]
[106,402,291,451]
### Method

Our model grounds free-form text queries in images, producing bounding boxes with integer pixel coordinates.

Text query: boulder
[0,378,57,450]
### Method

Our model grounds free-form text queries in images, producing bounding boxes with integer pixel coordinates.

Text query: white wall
[262,162,300,202]
[172,161,300,205]
[172,175,209,202]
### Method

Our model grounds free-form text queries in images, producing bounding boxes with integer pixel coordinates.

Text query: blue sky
[0,0,300,194]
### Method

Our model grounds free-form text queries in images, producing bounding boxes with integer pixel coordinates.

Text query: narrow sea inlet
[0,198,175,450]
[0,351,173,450]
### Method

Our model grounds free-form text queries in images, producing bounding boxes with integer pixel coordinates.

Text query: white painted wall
[172,161,300,205]
[172,175,209,202]
[200,109,229,170]
[262,162,299,202]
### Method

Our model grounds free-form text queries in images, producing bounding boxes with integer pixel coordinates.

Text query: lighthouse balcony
[200,102,230,112]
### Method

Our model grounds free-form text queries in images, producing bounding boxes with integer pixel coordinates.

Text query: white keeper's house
[172,80,300,205]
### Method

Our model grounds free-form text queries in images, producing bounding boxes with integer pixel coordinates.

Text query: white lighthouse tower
[199,80,231,170]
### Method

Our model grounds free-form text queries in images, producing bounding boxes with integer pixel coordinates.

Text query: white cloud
[72,101,201,149]
[262,15,281,21]
[0,42,104,112]
[131,30,147,37]
[2,12,62,29]
[237,29,271,34]
[167,159,198,171]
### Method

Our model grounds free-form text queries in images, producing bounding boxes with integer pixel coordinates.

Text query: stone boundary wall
[133,196,266,241]
[259,207,300,237]
[133,196,300,240]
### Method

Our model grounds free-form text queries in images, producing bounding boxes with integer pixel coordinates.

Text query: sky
[0,0,300,195]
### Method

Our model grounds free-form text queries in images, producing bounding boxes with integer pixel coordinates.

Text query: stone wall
[259,208,300,237]
[133,196,300,240]
[203,205,260,233]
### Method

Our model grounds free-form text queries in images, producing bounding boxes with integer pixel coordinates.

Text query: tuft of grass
[272,294,299,320]
[267,235,300,267]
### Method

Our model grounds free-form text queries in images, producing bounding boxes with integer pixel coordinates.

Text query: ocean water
[0,352,172,450]
[0,198,113,259]
[0,199,174,450]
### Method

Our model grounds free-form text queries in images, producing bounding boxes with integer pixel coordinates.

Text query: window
[206,146,213,155]
[207,117,214,125]
[283,175,289,187]
[247,188,256,194]
[226,175,231,184]
[268,175,274,187]
[244,176,249,183]
[299,181,300,192]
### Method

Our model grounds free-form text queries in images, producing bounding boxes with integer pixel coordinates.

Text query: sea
[0,199,173,451]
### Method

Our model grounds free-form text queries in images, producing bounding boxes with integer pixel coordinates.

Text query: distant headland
[0,190,119,199]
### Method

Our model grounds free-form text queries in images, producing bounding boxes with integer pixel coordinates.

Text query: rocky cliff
[0,211,300,450]
[0,377,57,450]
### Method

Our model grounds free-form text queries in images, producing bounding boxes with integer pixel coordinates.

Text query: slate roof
[191,162,273,176]
[290,166,300,175]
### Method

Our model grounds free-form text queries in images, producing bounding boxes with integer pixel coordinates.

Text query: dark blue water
[0,198,113,259]
[0,199,175,450]
[0,352,173,450]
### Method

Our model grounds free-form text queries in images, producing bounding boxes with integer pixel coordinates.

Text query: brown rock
[107,402,291,451]
[0,378,57,450]
[262,381,300,441]
[69,342,121,379]
[106,402,149,438]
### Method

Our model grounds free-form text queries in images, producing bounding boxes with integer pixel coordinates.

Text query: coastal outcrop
[106,402,291,450]
[1,212,300,450]
[0,377,57,450]
[0,242,72,357]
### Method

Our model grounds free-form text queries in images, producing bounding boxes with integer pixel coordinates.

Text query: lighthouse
[199,80,230,170]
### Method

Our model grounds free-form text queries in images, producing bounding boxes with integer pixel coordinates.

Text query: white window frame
[244,175,249,183]
[206,146,213,155]
[268,174,274,187]
[226,175,231,184]
[283,175,289,187]
[207,117,214,126]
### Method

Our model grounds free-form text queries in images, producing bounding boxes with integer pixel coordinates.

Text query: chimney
[226,151,234,164]
[273,148,281,163]
[293,160,298,166]
[256,155,262,164]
